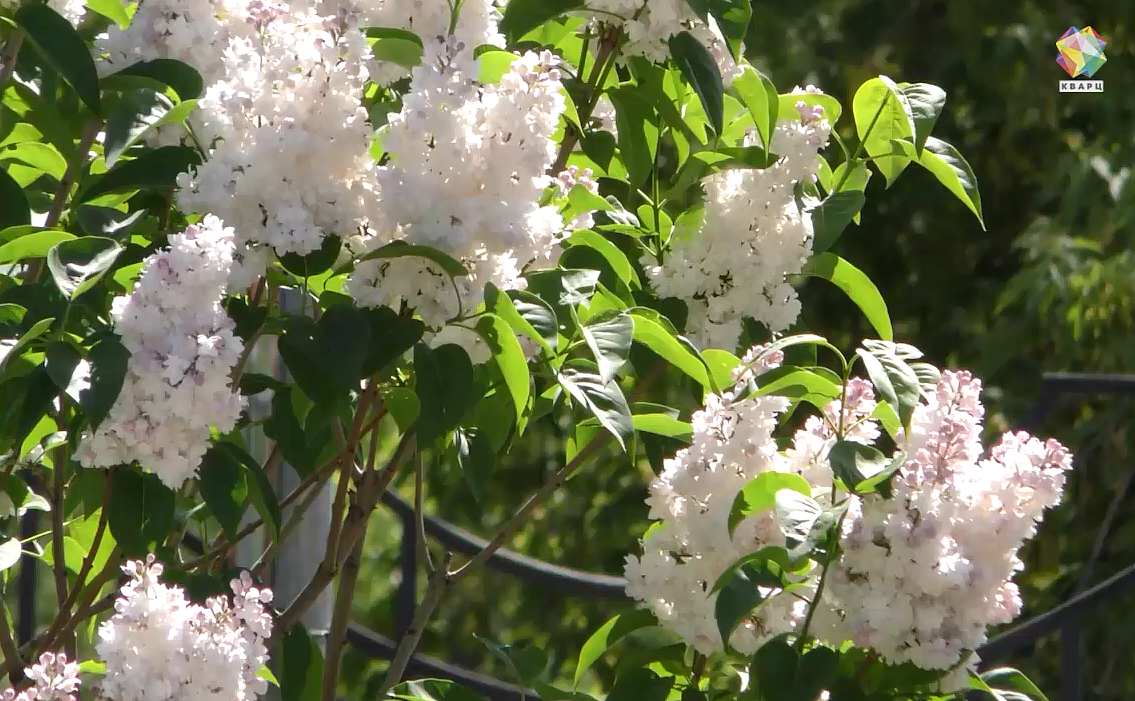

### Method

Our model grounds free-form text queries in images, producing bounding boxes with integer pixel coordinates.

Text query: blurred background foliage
[340,1,1135,700]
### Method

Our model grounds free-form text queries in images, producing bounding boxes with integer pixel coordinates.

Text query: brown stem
[549,26,622,175]
[271,432,415,639]
[376,551,453,697]
[320,523,367,701]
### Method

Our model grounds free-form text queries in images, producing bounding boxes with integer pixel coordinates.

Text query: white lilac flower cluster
[97,558,273,701]
[0,652,81,701]
[345,40,567,335]
[584,0,743,84]
[624,344,811,655]
[644,91,832,352]
[343,0,504,85]
[75,217,245,489]
[828,371,1073,669]
[625,353,1072,670]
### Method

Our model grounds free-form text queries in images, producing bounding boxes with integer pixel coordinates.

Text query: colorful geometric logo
[1056,26,1107,78]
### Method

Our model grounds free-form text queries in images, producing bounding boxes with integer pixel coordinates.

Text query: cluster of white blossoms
[645,90,832,352]
[627,354,1073,671]
[97,558,273,701]
[76,217,244,489]
[584,0,742,84]
[624,344,815,655]
[0,652,81,701]
[345,39,567,333]
[828,371,1073,669]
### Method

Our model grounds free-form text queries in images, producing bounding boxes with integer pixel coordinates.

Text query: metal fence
[12,372,1135,701]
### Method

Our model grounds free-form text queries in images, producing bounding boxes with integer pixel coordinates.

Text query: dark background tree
[341,2,1135,699]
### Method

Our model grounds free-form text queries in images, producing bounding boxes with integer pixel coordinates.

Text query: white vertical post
[238,287,334,667]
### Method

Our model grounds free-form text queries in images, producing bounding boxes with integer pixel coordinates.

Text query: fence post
[237,287,334,688]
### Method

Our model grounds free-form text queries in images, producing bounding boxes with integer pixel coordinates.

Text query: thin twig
[0,595,22,683]
[449,433,608,582]
[376,551,453,697]
[57,474,111,622]
[413,452,434,576]
[50,399,71,621]
[31,548,121,658]
[549,25,622,175]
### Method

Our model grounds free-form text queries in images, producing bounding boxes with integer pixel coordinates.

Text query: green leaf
[714,563,770,644]
[477,50,520,84]
[278,235,341,278]
[810,190,865,254]
[414,343,480,444]
[263,388,313,475]
[0,537,20,571]
[827,440,889,493]
[632,413,692,441]
[453,425,494,502]
[198,445,250,540]
[474,313,531,426]
[108,470,177,556]
[728,472,812,536]
[381,387,420,433]
[0,168,30,230]
[0,142,67,180]
[573,609,657,687]
[485,283,552,355]
[607,86,658,190]
[347,240,467,279]
[318,303,371,393]
[580,310,633,384]
[557,359,632,451]
[110,59,204,101]
[47,236,124,299]
[701,348,741,392]
[361,307,425,378]
[0,317,54,377]
[104,89,175,168]
[78,337,130,431]
[980,668,1050,701]
[753,368,842,408]
[45,341,86,401]
[215,442,282,542]
[916,136,984,228]
[390,679,488,701]
[898,82,946,154]
[566,230,638,288]
[684,0,751,60]
[629,310,711,390]
[669,31,724,136]
[78,660,107,676]
[15,4,102,115]
[85,0,129,27]
[366,27,424,69]
[732,67,778,154]
[852,76,915,186]
[276,316,340,407]
[78,146,201,203]
[280,624,324,701]
[499,0,584,44]
[778,91,842,128]
[0,229,76,264]
[607,668,673,701]
[802,253,892,341]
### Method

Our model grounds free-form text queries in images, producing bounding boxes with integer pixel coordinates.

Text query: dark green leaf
[108,470,176,556]
[77,146,201,203]
[485,283,552,355]
[46,236,123,299]
[44,340,85,401]
[279,624,324,701]
[508,290,558,351]
[607,86,658,190]
[714,563,770,644]
[215,442,282,541]
[104,89,174,168]
[669,31,724,135]
[980,668,1050,701]
[414,343,480,444]
[828,440,889,493]
[79,337,130,431]
[499,0,584,44]
[361,306,425,378]
[557,359,632,451]
[0,168,30,230]
[278,235,342,278]
[917,136,984,228]
[366,27,424,69]
[263,387,313,475]
[810,190,865,253]
[606,668,673,701]
[15,4,102,115]
[898,82,946,154]
[317,302,370,392]
[389,679,488,701]
[346,240,467,279]
[277,316,340,406]
[580,309,633,384]
[197,445,249,539]
[454,425,494,502]
[109,59,203,101]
